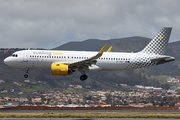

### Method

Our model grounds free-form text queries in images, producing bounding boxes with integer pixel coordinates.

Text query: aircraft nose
[4,57,10,65]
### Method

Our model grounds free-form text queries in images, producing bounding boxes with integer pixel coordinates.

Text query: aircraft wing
[67,44,107,68]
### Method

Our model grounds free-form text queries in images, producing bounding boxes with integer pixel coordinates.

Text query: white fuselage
[4,50,139,71]
[4,49,173,72]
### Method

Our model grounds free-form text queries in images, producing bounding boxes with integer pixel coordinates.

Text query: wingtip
[99,44,107,55]
[107,46,113,52]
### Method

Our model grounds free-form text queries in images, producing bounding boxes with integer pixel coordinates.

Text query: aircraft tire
[80,74,88,81]
[24,74,28,78]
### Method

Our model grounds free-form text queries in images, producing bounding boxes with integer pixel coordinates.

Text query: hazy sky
[0,0,180,49]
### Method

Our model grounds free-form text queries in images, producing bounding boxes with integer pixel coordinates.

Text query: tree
[27,95,32,105]
[47,98,51,104]
[68,99,72,104]
[41,98,46,104]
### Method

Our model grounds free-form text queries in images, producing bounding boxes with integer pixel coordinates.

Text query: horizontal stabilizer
[151,56,175,65]
[151,57,171,61]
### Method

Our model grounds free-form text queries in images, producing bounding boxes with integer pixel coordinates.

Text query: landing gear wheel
[24,74,28,78]
[24,68,29,78]
[80,74,88,81]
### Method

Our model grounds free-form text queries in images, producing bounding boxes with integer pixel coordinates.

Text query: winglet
[107,46,112,52]
[99,44,107,55]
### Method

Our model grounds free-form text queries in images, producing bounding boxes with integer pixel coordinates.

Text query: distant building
[32,82,36,85]
[0,50,3,53]
[153,88,162,90]
[10,89,14,93]
[4,49,14,54]
[2,102,19,108]
[145,86,154,89]
[175,103,180,107]
[135,85,144,89]
[24,80,30,83]
[1,90,8,93]
[0,80,5,83]
[18,92,23,94]
[120,84,127,86]
[69,85,83,88]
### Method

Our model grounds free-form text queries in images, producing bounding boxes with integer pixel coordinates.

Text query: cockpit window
[12,54,18,57]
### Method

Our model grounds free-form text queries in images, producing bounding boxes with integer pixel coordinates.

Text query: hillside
[53,36,150,52]
[0,37,180,95]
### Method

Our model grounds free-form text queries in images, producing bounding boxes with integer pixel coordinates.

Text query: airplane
[4,27,175,81]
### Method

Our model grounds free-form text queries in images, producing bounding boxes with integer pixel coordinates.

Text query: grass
[0,111,180,118]
[150,75,169,84]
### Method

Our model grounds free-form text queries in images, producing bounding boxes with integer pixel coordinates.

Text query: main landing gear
[24,68,29,78]
[80,72,88,81]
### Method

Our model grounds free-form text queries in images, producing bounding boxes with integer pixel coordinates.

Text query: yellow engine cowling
[51,63,72,76]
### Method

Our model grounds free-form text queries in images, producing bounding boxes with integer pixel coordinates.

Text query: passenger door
[23,51,28,62]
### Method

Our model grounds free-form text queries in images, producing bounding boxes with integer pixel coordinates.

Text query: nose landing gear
[24,68,29,78]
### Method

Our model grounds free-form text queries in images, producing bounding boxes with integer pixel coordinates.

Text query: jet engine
[51,63,72,76]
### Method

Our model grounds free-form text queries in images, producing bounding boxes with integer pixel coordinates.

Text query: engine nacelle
[51,63,72,76]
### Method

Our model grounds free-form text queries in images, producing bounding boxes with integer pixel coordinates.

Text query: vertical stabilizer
[141,27,172,55]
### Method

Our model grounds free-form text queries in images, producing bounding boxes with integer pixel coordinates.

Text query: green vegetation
[0,111,180,118]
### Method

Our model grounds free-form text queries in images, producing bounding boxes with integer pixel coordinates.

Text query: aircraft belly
[97,62,128,71]
[29,61,51,69]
